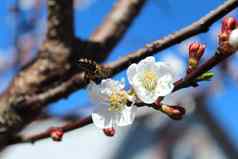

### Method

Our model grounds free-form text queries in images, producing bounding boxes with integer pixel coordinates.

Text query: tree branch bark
[47,0,74,40]
[89,0,146,61]
[0,0,77,147]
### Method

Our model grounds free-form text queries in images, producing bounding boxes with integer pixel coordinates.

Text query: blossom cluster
[87,56,175,132]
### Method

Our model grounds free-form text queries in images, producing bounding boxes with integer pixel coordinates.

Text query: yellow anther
[108,91,128,112]
[141,70,158,91]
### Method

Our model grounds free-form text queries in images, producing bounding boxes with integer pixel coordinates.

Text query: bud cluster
[187,42,206,74]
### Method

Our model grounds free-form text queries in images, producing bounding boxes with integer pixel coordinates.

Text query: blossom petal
[137,57,157,74]
[89,78,136,129]
[140,56,155,64]
[92,104,136,128]
[156,62,175,80]
[92,106,115,129]
[127,63,137,85]
[101,79,125,94]
[132,75,158,103]
[117,78,126,90]
[135,87,158,104]
[156,74,174,96]
[116,106,137,126]
[100,79,113,95]
[162,55,185,77]
[87,81,105,104]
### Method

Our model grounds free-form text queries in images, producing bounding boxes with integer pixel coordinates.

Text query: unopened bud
[160,104,186,120]
[221,17,238,33]
[49,128,64,142]
[188,42,206,59]
[187,42,205,74]
[103,127,115,137]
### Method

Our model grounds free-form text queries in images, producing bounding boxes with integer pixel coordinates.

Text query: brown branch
[107,0,238,74]
[0,0,77,146]
[7,116,92,145]
[47,0,74,40]
[78,0,146,62]
[17,73,88,108]
[91,0,146,43]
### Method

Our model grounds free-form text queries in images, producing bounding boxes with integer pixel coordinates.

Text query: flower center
[141,70,158,91]
[108,90,128,112]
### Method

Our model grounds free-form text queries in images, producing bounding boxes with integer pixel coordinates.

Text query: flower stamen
[108,90,128,112]
[141,70,158,91]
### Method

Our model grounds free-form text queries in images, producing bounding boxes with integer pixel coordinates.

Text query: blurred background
[0,0,238,158]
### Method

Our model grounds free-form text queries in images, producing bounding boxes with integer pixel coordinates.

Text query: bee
[77,59,111,79]
[78,58,98,73]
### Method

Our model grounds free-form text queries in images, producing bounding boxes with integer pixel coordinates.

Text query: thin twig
[47,0,74,40]
[8,116,92,145]
[173,51,233,91]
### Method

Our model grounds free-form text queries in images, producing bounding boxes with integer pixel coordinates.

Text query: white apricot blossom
[127,56,175,104]
[87,79,136,129]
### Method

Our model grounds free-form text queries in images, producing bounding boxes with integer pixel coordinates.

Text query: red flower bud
[49,128,64,142]
[187,42,205,74]
[103,127,115,137]
[161,104,186,120]
[221,17,238,33]
[188,42,206,59]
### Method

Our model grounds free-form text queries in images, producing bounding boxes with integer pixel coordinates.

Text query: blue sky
[1,0,238,148]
